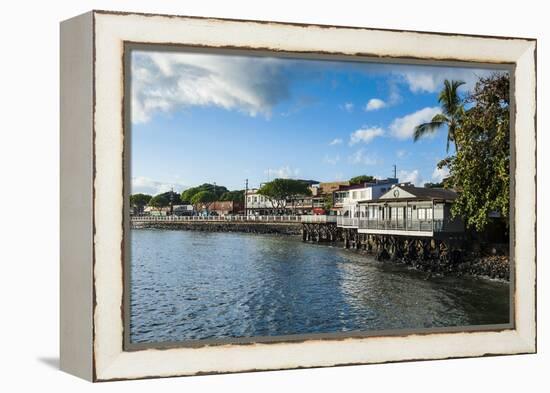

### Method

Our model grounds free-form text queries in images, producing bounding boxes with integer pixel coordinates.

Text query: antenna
[244,178,249,216]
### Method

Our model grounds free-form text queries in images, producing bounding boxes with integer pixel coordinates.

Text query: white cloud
[398,169,423,186]
[432,166,450,183]
[349,127,385,145]
[323,154,340,165]
[329,138,343,146]
[365,98,387,111]
[398,67,497,93]
[349,149,379,166]
[341,102,354,112]
[132,176,187,195]
[131,51,291,123]
[389,107,441,140]
[265,166,300,179]
[130,50,502,124]
[365,83,401,111]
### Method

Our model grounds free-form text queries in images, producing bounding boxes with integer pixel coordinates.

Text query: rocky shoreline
[389,253,510,281]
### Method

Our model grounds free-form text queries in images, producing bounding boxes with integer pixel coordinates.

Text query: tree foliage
[447,73,510,231]
[219,190,244,202]
[257,179,312,209]
[349,175,375,185]
[147,191,182,211]
[414,79,466,152]
[190,190,217,212]
[181,183,228,203]
[130,193,152,210]
[148,194,170,210]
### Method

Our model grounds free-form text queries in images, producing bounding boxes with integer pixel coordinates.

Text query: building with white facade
[337,178,399,218]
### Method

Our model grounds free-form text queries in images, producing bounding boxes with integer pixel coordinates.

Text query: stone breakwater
[132,221,302,236]
[380,252,509,281]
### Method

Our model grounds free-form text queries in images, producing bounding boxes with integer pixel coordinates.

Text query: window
[427,208,433,220]
[396,207,404,220]
[418,208,426,220]
[360,191,366,199]
[352,191,357,199]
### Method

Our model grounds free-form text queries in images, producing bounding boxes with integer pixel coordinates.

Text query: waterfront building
[173,204,194,216]
[246,188,279,215]
[245,180,322,216]
[338,184,464,237]
[334,178,398,216]
[144,204,194,216]
[311,181,350,215]
[209,200,244,216]
[245,188,314,216]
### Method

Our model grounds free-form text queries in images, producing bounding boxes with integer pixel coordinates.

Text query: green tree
[220,190,244,202]
[147,191,182,214]
[414,79,466,152]
[190,190,217,213]
[323,198,334,212]
[258,179,312,210]
[349,175,375,185]
[148,193,170,212]
[181,183,228,203]
[448,73,510,231]
[129,193,152,213]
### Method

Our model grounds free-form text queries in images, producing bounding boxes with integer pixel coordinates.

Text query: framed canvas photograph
[60,10,536,381]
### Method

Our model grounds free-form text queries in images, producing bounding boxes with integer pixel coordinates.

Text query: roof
[360,185,458,203]
[400,186,457,200]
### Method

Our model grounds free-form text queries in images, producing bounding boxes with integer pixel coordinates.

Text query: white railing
[336,217,359,227]
[131,215,335,223]
[300,215,337,223]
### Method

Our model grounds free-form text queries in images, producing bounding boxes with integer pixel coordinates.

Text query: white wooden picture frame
[60,10,536,381]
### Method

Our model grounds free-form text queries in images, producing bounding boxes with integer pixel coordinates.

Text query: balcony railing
[336,217,359,227]
[301,215,337,223]
[355,219,445,232]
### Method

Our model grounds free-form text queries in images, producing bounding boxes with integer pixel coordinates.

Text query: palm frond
[431,113,449,123]
[413,121,445,142]
[439,80,465,115]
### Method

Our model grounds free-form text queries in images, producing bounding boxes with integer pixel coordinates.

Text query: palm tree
[414,79,465,152]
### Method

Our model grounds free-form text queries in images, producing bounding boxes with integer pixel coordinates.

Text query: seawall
[132,221,302,235]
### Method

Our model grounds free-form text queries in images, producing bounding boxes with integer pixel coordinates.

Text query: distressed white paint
[88,11,536,381]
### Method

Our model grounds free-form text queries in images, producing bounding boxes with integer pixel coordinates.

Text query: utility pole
[244,179,248,216]
[169,186,174,216]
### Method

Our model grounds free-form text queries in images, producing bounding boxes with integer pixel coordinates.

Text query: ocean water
[130,229,510,344]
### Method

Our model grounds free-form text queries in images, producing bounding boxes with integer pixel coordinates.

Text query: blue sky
[130,50,504,194]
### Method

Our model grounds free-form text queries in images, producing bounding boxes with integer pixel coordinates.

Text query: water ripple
[130,230,509,344]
